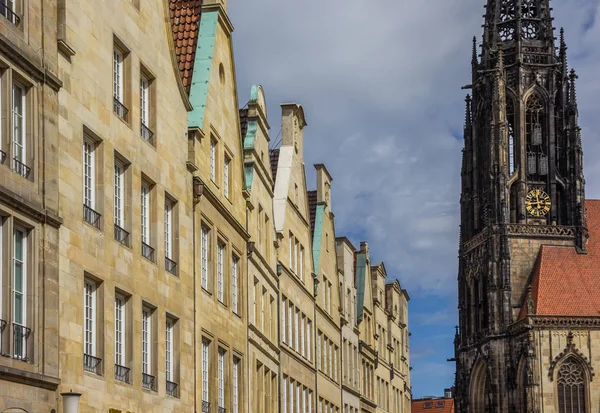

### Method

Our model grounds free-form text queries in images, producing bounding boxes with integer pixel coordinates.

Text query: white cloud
[230,0,600,298]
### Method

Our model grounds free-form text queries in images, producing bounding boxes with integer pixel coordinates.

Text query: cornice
[0,185,62,228]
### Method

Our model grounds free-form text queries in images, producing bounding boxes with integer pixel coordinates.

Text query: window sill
[0,364,60,390]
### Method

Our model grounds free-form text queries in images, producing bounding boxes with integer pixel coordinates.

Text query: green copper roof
[188,10,218,130]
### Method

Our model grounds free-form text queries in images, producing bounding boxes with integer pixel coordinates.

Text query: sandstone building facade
[455,0,600,412]
[0,1,412,412]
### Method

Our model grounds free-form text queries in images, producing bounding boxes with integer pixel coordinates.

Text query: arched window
[507,98,516,176]
[470,360,487,413]
[557,358,587,413]
[525,94,547,182]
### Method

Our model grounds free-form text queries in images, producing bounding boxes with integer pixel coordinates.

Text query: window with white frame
[261,288,266,332]
[202,339,209,402]
[140,73,150,137]
[12,227,27,359]
[281,296,287,344]
[300,314,305,356]
[113,158,125,228]
[217,242,225,303]
[166,317,174,382]
[299,245,304,281]
[287,301,293,344]
[224,156,230,198]
[283,376,287,413]
[218,348,225,409]
[141,181,151,246]
[142,306,152,379]
[82,136,99,226]
[294,238,299,274]
[114,293,127,381]
[294,308,299,350]
[307,320,312,361]
[288,232,293,270]
[83,277,100,373]
[233,357,240,413]
[296,382,300,413]
[309,390,313,413]
[12,83,27,176]
[201,226,209,290]
[113,48,124,103]
[210,139,216,182]
[232,255,239,314]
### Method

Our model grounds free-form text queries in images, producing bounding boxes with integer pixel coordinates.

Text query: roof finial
[465,95,472,129]
[471,36,478,66]
[496,43,504,71]
[569,68,579,105]
[559,27,568,73]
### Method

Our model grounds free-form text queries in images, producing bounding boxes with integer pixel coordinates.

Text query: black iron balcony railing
[84,353,102,375]
[12,158,30,178]
[12,323,31,360]
[113,97,129,121]
[115,364,130,383]
[142,373,157,391]
[0,149,6,164]
[165,257,177,275]
[0,1,20,26]
[114,224,130,246]
[218,407,226,413]
[142,242,155,261]
[0,319,6,355]
[141,123,154,144]
[202,401,211,413]
[83,204,101,228]
[166,380,179,398]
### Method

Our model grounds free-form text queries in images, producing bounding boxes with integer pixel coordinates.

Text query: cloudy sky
[229,0,600,398]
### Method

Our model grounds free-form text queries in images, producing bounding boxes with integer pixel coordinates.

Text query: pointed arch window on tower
[526,94,548,182]
[507,99,516,176]
[557,358,587,413]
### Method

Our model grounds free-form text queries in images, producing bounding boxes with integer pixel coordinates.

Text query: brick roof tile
[521,200,600,318]
[412,398,455,413]
[169,0,202,94]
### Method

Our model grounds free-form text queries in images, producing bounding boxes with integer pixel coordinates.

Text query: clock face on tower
[525,188,551,217]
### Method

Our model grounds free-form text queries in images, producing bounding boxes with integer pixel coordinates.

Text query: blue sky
[229,0,600,398]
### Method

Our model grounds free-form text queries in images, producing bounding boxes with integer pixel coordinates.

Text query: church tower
[456,0,587,411]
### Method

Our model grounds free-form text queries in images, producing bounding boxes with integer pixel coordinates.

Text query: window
[289,232,293,270]
[113,158,129,245]
[217,242,225,303]
[113,46,128,120]
[299,246,304,280]
[300,315,305,356]
[557,358,587,413]
[317,331,322,371]
[307,320,312,361]
[281,297,287,344]
[283,376,287,413]
[141,305,155,390]
[201,226,210,290]
[261,288,266,332]
[287,301,293,344]
[232,255,239,314]
[294,238,299,274]
[140,72,154,142]
[83,278,101,374]
[0,0,20,25]
[82,137,100,228]
[202,339,210,403]
[141,181,154,261]
[224,156,230,198]
[12,83,29,178]
[164,198,177,274]
[218,348,225,409]
[210,139,217,182]
[114,293,129,383]
[166,316,179,397]
[12,227,28,360]
[294,308,299,350]
[233,357,240,413]
[334,346,338,382]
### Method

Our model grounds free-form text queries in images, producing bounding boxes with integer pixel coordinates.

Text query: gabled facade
[187,1,249,412]
[56,0,195,412]
[0,0,62,411]
[272,103,317,413]
[241,85,280,412]
[311,164,343,412]
[337,237,361,413]
[356,242,377,412]
[371,263,392,413]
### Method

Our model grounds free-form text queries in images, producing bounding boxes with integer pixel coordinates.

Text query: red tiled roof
[169,0,202,94]
[269,149,280,186]
[308,190,318,237]
[521,200,600,318]
[412,398,454,413]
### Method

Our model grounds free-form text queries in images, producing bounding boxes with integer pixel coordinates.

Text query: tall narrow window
[261,288,266,332]
[140,73,153,142]
[83,137,100,227]
[113,159,127,243]
[307,320,312,361]
[294,308,299,350]
[294,238,299,274]
[317,332,322,371]
[141,181,153,260]
[83,278,101,374]
[202,339,209,404]
[142,306,154,389]
[164,199,177,274]
[233,357,240,413]
[299,246,304,281]
[289,233,293,269]
[282,297,287,344]
[210,139,217,182]
[217,242,225,303]
[12,227,27,359]
[201,227,209,290]
[283,376,288,413]
[300,314,305,356]
[12,83,28,177]
[113,49,123,102]
[218,349,225,409]
[114,294,128,382]
[507,99,516,175]
[232,256,239,314]
[557,359,587,413]
[166,318,174,381]
[224,156,230,198]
